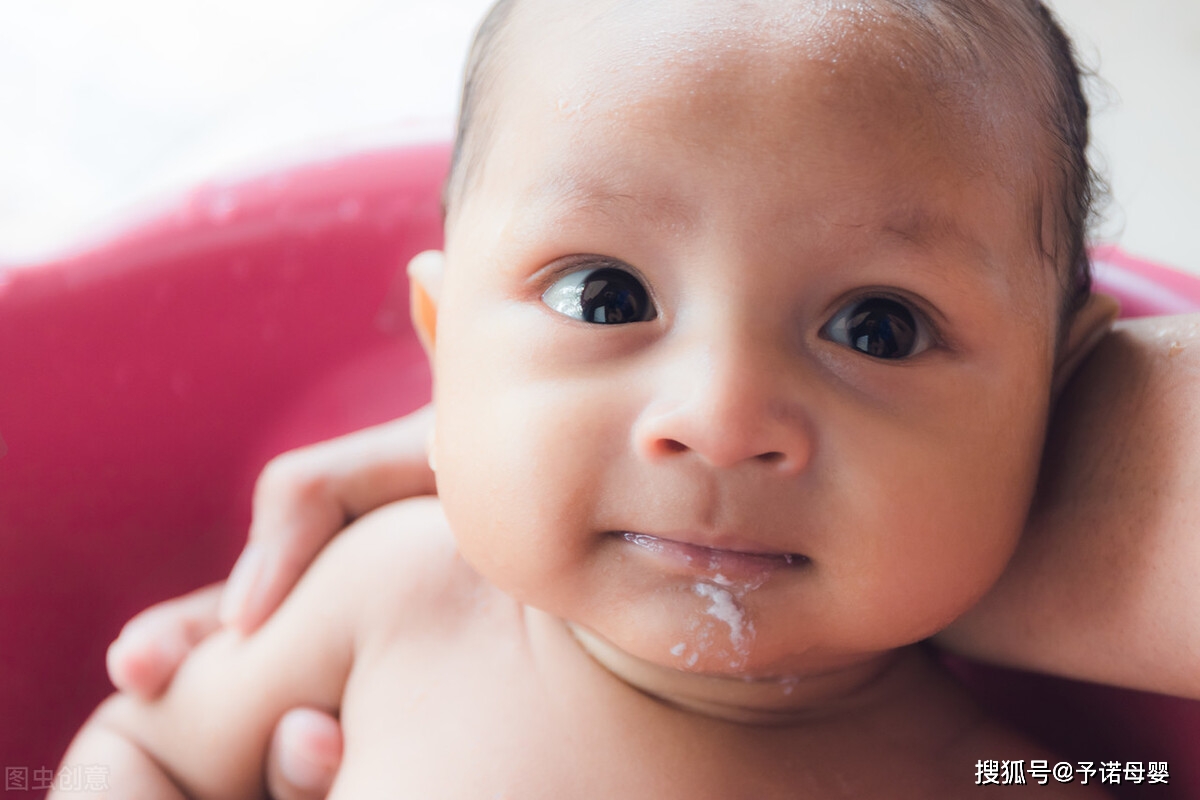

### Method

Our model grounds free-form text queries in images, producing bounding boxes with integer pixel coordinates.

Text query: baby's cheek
[436,405,596,594]
[851,476,1027,641]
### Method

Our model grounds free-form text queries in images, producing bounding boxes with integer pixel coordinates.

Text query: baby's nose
[631,338,813,475]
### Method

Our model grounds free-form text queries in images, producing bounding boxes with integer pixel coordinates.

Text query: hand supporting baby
[107,407,437,799]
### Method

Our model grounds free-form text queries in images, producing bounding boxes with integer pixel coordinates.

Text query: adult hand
[106,586,343,799]
[221,405,437,632]
[105,404,437,795]
[265,708,343,800]
[108,403,436,687]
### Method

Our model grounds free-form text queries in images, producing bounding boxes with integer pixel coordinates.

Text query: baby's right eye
[541,266,657,324]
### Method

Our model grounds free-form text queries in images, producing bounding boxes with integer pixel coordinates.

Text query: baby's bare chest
[324,613,1046,799]
[333,622,720,798]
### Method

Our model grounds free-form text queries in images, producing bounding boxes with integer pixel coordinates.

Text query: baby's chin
[562,618,912,723]
[559,593,818,676]
[578,621,842,681]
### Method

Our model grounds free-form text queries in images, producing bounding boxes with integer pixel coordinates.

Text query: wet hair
[442,0,519,222]
[444,0,1101,320]
[879,0,1101,321]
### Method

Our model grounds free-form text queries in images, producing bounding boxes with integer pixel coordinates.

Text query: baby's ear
[1053,292,1120,399]
[407,250,445,355]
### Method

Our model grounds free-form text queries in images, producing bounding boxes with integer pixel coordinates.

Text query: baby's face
[430,3,1062,680]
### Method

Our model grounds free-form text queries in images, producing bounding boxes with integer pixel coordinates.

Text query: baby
[60,0,1124,796]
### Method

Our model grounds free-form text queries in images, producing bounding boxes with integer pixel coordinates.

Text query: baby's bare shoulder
[315,496,487,642]
[329,496,456,569]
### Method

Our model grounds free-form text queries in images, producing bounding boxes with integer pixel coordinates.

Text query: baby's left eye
[541,266,657,324]
[822,296,932,359]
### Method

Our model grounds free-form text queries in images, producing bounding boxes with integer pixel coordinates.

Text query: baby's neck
[522,607,923,726]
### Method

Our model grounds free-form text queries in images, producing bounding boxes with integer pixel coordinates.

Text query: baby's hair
[443,0,1100,321]
[442,0,518,224]
[880,0,1100,321]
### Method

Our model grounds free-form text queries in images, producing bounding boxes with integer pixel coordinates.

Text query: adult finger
[106,583,224,699]
[220,405,437,633]
[266,708,343,800]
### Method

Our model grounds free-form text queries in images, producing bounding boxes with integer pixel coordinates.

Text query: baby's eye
[542,266,657,324]
[822,296,931,359]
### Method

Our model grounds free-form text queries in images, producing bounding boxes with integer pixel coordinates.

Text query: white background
[1,0,1197,272]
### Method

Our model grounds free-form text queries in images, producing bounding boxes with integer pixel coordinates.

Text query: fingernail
[219,544,265,628]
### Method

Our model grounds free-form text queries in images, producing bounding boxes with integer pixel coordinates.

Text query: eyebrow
[517,172,699,232]
[518,172,999,279]
[876,203,981,250]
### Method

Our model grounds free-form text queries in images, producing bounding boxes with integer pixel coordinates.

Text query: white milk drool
[670,572,768,668]
[692,582,750,650]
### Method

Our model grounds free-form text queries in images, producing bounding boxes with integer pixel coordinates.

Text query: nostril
[758,451,786,464]
[661,439,688,454]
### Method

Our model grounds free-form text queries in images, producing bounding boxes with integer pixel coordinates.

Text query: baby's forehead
[503,0,1021,80]
[495,0,1038,158]
[453,0,1059,261]
[503,1,900,97]
[491,7,1030,177]
[509,0,904,53]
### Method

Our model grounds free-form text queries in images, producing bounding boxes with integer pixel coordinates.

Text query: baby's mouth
[617,531,810,579]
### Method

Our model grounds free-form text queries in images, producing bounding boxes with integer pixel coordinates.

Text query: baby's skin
[60,1,1131,796]
[76,499,1102,798]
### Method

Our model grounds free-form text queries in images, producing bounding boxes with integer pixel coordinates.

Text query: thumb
[266,708,344,800]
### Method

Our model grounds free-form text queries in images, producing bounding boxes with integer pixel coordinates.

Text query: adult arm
[937,314,1200,699]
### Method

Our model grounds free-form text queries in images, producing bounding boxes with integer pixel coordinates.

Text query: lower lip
[617,532,809,580]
